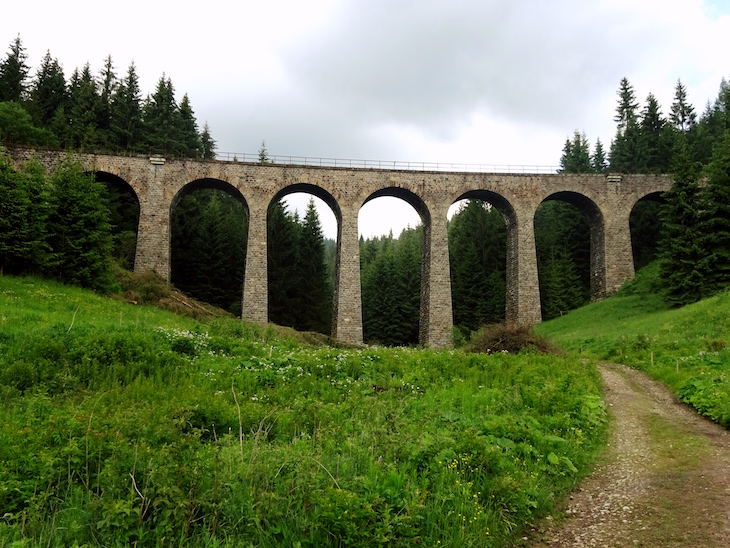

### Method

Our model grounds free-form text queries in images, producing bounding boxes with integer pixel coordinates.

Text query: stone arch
[170,178,249,315]
[629,190,665,271]
[94,171,141,271]
[270,182,343,227]
[266,182,341,336]
[449,189,516,329]
[538,191,605,304]
[359,187,433,346]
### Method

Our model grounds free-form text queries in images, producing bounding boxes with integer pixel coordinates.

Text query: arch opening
[535,192,599,320]
[170,178,248,316]
[95,171,140,271]
[267,184,338,336]
[630,192,665,272]
[447,191,512,341]
[359,190,427,346]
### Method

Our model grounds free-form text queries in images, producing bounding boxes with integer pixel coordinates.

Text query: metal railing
[214,151,559,174]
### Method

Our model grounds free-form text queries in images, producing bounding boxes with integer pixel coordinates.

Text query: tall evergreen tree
[267,200,301,328]
[610,78,641,172]
[200,122,216,159]
[559,131,592,173]
[0,36,29,103]
[699,133,730,294]
[28,51,67,130]
[592,138,608,173]
[638,93,672,172]
[143,75,183,155]
[68,64,101,149]
[297,198,333,334]
[658,137,708,304]
[96,55,117,149]
[178,93,202,157]
[44,161,113,290]
[670,79,697,134]
[110,62,144,152]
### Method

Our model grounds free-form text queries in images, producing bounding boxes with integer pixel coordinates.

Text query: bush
[465,323,556,355]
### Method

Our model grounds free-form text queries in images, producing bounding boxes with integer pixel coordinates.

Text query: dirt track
[529,362,730,547]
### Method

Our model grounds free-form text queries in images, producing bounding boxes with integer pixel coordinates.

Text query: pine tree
[670,79,696,133]
[699,133,730,294]
[44,161,113,290]
[559,131,592,173]
[200,122,216,159]
[96,55,117,149]
[28,51,67,130]
[297,198,333,334]
[658,137,707,304]
[267,200,301,328]
[68,64,101,150]
[258,141,270,163]
[0,36,30,103]
[143,75,183,155]
[110,62,144,152]
[592,138,608,173]
[0,101,56,146]
[610,78,641,172]
[178,94,202,157]
[638,93,672,172]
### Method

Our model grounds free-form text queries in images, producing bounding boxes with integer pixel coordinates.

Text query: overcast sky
[4,0,730,238]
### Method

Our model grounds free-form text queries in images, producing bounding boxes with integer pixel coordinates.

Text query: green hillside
[0,276,606,547]
[535,262,730,427]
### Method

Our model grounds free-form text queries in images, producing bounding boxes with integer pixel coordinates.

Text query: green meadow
[535,262,730,428]
[0,276,606,547]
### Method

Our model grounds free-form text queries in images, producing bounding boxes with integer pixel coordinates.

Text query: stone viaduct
[7,148,673,348]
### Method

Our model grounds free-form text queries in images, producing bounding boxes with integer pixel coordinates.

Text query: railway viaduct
[7,148,673,348]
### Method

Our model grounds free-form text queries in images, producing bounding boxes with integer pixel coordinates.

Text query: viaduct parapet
[7,148,673,348]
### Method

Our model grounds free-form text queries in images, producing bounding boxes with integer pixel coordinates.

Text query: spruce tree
[610,78,641,172]
[97,55,117,149]
[0,36,30,103]
[44,161,113,290]
[658,137,707,304]
[110,63,144,152]
[559,131,592,173]
[592,138,608,173]
[297,198,332,334]
[178,93,202,157]
[68,64,101,150]
[638,93,672,172]
[143,75,183,155]
[28,51,67,130]
[670,79,697,134]
[200,122,216,159]
[267,200,301,328]
[699,133,730,294]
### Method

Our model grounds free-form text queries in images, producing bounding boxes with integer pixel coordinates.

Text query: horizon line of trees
[0,36,216,158]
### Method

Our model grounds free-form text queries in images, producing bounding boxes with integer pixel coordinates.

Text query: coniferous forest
[3,35,730,345]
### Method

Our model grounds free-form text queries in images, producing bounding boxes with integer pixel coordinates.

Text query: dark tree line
[0,36,216,158]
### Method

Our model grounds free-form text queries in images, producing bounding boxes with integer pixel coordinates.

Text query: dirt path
[528,362,730,547]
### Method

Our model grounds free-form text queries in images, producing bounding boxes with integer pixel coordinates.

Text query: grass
[534,261,730,428]
[0,275,607,547]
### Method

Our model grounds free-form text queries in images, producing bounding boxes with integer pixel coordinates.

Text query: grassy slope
[0,276,607,547]
[534,263,730,427]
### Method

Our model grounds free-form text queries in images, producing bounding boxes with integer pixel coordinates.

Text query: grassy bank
[535,263,730,428]
[0,276,606,546]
